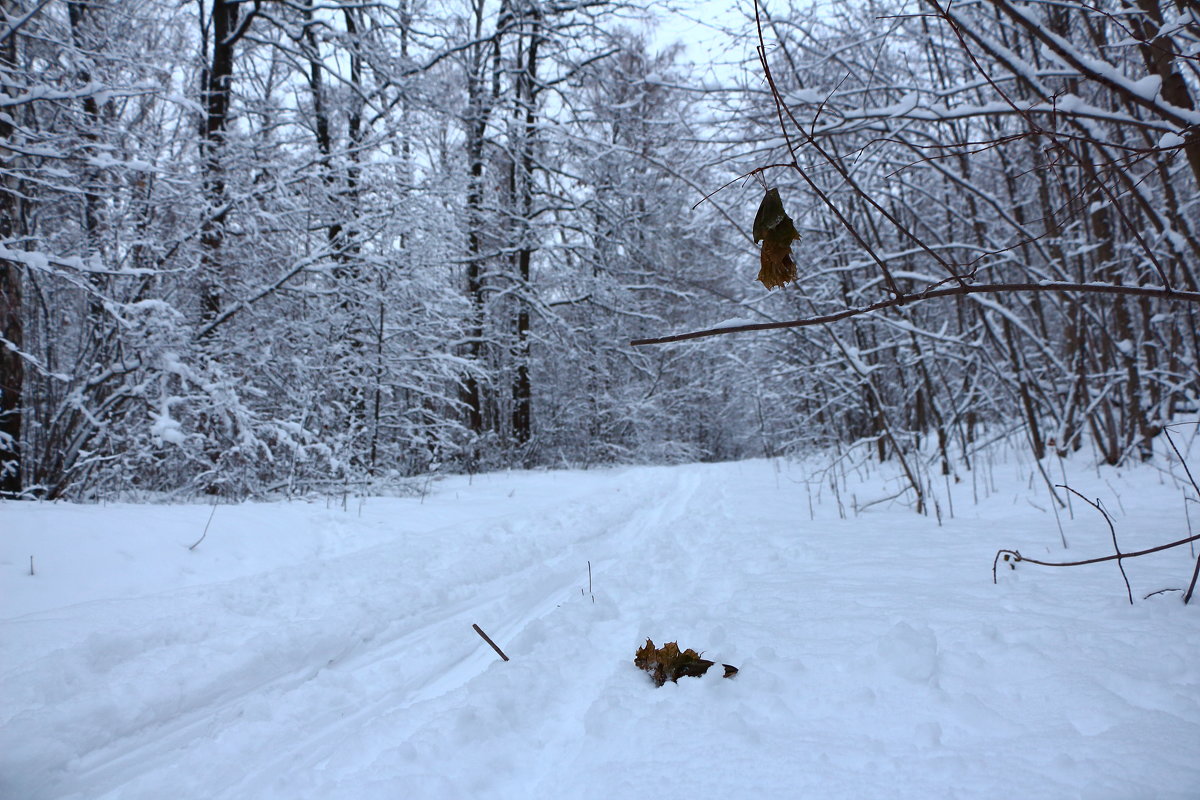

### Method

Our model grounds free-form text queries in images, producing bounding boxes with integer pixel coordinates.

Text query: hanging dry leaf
[752,188,800,290]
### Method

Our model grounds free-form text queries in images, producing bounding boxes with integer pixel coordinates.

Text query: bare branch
[992,533,1200,583]
[631,282,1200,346]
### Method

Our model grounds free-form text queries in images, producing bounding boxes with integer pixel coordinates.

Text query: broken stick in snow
[472,623,509,661]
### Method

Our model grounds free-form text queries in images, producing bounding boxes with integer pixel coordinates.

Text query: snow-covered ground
[3,452,1199,799]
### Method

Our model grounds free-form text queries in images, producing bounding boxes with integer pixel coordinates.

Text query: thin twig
[690,163,794,211]
[1164,430,1200,499]
[1058,485,1132,604]
[472,623,510,662]
[189,501,218,551]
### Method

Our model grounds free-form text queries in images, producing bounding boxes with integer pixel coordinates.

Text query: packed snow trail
[2,459,1198,798]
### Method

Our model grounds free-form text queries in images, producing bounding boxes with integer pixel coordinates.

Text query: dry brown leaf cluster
[634,638,738,687]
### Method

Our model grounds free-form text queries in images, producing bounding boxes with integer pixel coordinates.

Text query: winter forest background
[1,0,1197,501]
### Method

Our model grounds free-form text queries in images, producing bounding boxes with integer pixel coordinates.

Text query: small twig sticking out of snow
[29,555,34,576]
[944,472,955,521]
[1057,454,1074,521]
[472,623,509,661]
[1058,486,1132,605]
[189,501,218,551]
[1048,479,1067,549]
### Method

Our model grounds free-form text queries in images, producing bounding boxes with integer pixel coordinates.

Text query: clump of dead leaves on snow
[634,639,738,687]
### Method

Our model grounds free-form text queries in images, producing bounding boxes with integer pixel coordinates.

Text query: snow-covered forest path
[3,458,1199,798]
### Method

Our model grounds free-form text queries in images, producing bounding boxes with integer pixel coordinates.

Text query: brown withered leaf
[752,188,800,290]
[634,638,739,687]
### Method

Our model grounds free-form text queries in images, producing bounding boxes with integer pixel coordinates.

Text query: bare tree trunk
[510,8,542,451]
[460,0,510,441]
[0,247,20,497]
[66,1,108,330]
[199,0,256,324]
[0,0,23,494]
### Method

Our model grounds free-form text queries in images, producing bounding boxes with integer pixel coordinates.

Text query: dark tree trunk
[0,257,20,496]
[67,1,108,329]
[510,12,541,449]
[0,0,23,494]
[460,0,509,439]
[199,0,256,324]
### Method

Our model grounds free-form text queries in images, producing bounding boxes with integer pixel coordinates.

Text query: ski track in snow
[2,467,704,799]
[2,459,1199,798]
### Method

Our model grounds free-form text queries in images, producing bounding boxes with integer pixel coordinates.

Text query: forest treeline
[0,0,1196,500]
